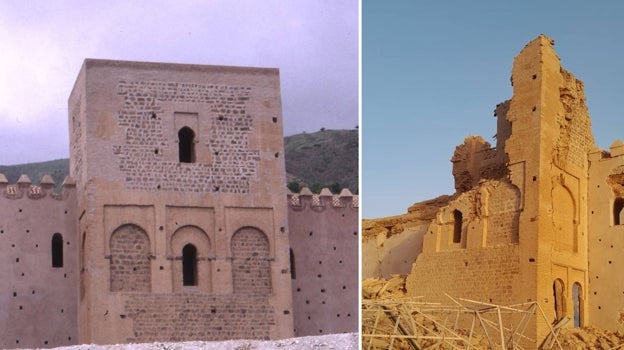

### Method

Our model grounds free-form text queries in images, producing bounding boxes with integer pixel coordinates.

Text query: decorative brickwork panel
[110,224,151,292]
[116,80,259,193]
[124,293,273,342]
[231,227,271,294]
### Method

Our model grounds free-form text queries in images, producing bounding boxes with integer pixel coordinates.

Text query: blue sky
[362,1,624,218]
[0,0,358,165]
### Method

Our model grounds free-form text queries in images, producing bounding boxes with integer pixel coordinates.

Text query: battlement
[287,187,359,209]
[588,140,624,162]
[0,174,76,200]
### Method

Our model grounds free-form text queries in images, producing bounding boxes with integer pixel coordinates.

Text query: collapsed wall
[0,175,78,349]
[406,180,522,305]
[362,195,450,279]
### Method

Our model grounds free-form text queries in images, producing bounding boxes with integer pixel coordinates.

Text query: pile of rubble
[556,327,624,349]
[362,275,407,300]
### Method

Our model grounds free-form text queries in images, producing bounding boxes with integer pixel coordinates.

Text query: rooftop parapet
[288,186,358,209]
[588,141,624,162]
[0,174,76,200]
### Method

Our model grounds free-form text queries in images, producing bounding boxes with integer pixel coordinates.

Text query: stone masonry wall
[485,181,521,246]
[116,80,259,193]
[554,69,594,170]
[109,224,151,292]
[124,293,273,343]
[406,245,520,305]
[231,227,271,295]
[73,60,292,344]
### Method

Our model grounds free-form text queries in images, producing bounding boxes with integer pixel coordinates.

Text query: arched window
[614,198,624,225]
[178,127,195,163]
[182,244,198,286]
[52,233,63,268]
[290,248,296,279]
[453,209,463,244]
[572,282,583,327]
[553,279,565,322]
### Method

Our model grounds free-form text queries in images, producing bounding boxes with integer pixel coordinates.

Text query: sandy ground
[12,333,358,350]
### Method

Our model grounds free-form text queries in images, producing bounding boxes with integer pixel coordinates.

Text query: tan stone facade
[0,59,358,348]
[365,35,624,343]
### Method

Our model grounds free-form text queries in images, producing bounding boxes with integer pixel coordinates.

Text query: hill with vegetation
[0,159,69,188]
[0,129,358,193]
[284,129,358,194]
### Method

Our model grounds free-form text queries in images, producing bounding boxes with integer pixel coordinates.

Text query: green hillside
[284,129,358,193]
[0,129,359,193]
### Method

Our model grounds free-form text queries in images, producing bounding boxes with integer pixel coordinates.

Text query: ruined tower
[506,34,594,340]
[69,59,294,344]
[400,35,595,343]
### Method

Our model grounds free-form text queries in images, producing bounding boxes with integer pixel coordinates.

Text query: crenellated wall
[287,187,358,337]
[0,174,78,349]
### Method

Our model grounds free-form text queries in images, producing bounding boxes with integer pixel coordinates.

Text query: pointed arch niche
[552,183,577,252]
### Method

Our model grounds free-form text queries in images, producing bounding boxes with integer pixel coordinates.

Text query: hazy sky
[363,1,624,218]
[0,0,358,165]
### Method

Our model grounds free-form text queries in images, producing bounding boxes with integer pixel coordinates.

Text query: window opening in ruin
[453,210,463,244]
[553,279,565,322]
[178,127,196,163]
[182,244,198,286]
[52,233,63,268]
[290,248,296,279]
[614,198,624,225]
[573,282,583,327]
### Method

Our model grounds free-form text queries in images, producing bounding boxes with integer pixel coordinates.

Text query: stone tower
[402,35,595,344]
[69,59,294,344]
[505,35,593,340]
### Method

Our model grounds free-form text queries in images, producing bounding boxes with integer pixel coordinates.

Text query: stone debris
[12,333,358,350]
[362,275,407,300]
[556,327,624,350]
